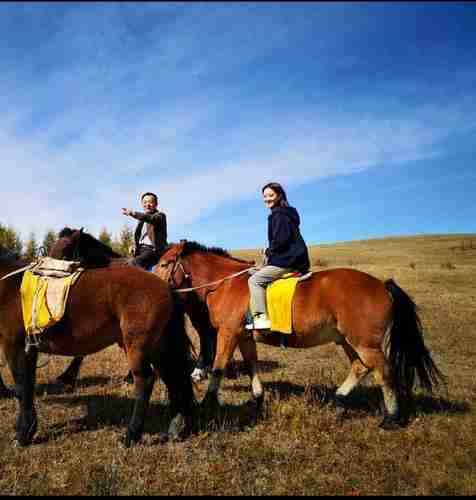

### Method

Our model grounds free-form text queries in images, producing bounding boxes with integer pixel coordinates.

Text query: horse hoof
[121,435,133,448]
[121,426,143,448]
[168,414,187,442]
[157,432,169,444]
[378,415,402,430]
[253,394,264,412]
[191,368,208,382]
[16,416,37,446]
[121,433,141,448]
[13,438,30,448]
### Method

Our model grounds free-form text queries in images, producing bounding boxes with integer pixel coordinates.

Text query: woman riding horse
[155,239,446,429]
[247,182,310,331]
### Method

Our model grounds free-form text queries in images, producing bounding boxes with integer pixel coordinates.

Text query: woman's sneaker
[245,314,271,330]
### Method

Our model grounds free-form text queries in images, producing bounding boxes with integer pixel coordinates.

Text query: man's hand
[121,208,133,217]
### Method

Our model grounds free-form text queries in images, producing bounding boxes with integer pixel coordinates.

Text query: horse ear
[178,239,187,255]
[79,227,84,234]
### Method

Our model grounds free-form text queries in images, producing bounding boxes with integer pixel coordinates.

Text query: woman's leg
[247,266,291,327]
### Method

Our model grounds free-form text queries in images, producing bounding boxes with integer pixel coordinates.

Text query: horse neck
[0,257,29,276]
[185,252,251,288]
[0,259,28,292]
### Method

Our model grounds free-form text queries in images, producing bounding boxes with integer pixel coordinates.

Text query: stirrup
[245,315,272,330]
[25,333,42,354]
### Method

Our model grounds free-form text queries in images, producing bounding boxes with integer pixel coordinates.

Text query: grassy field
[1,233,475,495]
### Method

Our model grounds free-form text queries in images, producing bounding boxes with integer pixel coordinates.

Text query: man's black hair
[141,192,158,204]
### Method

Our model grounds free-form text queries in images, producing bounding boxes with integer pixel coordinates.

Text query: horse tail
[156,293,197,411]
[384,279,446,401]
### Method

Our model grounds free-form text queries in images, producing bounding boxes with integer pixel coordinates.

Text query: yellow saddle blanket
[266,273,300,335]
[20,269,82,337]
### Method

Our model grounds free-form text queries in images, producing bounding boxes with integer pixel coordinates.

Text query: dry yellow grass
[1,233,475,495]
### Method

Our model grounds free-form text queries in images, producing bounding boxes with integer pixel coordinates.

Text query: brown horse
[47,227,131,388]
[0,244,195,447]
[1,230,129,395]
[155,240,446,429]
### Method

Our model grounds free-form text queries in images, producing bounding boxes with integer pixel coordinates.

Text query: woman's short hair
[262,182,289,207]
[140,192,158,204]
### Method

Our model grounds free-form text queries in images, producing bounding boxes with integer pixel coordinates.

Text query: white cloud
[1,4,476,243]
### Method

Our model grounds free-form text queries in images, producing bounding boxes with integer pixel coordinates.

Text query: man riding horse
[121,191,168,270]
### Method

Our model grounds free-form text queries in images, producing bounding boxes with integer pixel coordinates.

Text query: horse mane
[56,227,122,267]
[180,240,252,264]
[58,227,75,238]
[79,231,122,259]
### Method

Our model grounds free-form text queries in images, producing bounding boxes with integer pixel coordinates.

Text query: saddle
[20,258,84,349]
[246,270,314,335]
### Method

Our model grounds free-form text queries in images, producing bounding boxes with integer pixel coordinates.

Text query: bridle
[164,253,256,294]
[167,255,191,289]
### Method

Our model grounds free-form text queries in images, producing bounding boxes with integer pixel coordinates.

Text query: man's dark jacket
[266,206,310,273]
[132,210,167,257]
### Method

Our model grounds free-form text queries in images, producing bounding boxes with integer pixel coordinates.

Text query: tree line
[0,222,135,260]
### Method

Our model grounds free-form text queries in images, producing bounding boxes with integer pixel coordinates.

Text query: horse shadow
[32,392,180,444]
[35,376,113,395]
[257,380,470,419]
[31,389,266,445]
[223,359,282,379]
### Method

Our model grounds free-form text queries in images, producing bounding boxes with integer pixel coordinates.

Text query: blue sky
[1,2,476,249]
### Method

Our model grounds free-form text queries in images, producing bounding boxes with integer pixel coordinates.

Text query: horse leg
[122,348,156,448]
[356,347,402,429]
[186,305,216,382]
[201,327,239,411]
[238,334,264,410]
[55,356,85,390]
[0,371,15,399]
[191,329,216,382]
[332,341,371,416]
[6,344,38,446]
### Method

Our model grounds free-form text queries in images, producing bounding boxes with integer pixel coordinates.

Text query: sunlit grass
[1,233,475,495]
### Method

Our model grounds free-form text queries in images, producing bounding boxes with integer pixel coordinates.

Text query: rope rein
[0,263,35,281]
[173,266,257,293]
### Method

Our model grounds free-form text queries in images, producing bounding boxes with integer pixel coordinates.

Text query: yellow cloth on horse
[266,274,300,334]
[20,270,81,337]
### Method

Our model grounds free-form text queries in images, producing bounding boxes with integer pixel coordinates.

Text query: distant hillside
[232,233,476,269]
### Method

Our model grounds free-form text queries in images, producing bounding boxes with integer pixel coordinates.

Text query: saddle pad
[30,257,82,275]
[20,269,82,336]
[266,274,300,335]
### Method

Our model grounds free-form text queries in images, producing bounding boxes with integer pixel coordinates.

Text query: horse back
[65,267,172,333]
[292,268,392,347]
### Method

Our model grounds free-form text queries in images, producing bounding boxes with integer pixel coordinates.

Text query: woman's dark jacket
[266,206,310,273]
[132,210,167,257]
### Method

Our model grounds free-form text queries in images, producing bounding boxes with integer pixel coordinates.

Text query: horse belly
[253,325,343,349]
[294,324,343,348]
[41,319,119,357]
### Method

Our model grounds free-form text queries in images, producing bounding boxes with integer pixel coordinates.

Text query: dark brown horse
[155,240,446,429]
[47,227,130,388]
[0,243,195,447]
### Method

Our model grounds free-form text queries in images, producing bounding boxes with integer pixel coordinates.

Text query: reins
[0,263,35,281]
[172,265,257,293]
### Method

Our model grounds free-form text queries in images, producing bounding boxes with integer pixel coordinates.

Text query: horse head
[50,228,83,261]
[50,227,120,267]
[156,241,190,288]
